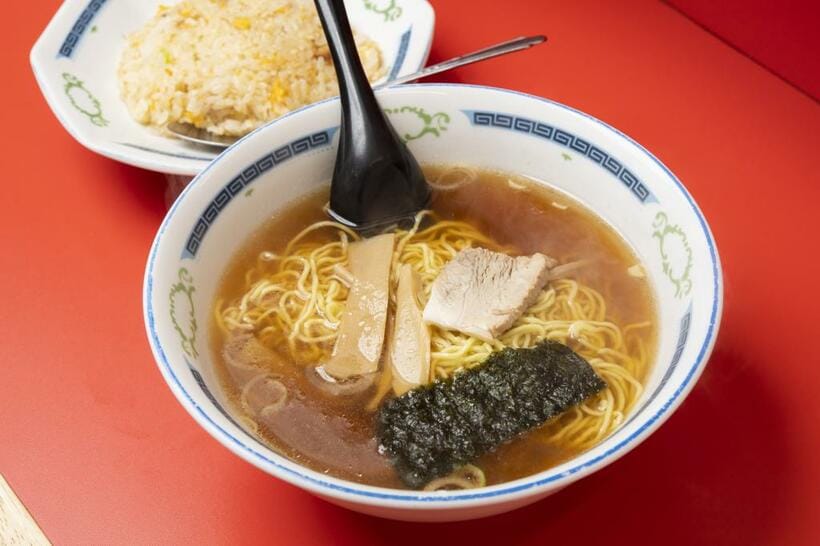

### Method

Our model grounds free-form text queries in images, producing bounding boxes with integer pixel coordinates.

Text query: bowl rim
[29,0,436,175]
[143,83,723,508]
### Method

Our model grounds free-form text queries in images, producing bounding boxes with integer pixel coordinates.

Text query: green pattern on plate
[363,0,402,22]
[63,73,108,127]
[653,212,693,298]
[385,106,451,142]
[169,267,198,358]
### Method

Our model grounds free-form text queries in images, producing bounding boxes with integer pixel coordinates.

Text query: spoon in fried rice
[167,34,546,149]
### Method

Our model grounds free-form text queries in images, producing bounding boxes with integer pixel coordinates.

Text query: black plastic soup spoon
[314,0,430,229]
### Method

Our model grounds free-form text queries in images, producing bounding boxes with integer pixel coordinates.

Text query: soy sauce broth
[210,166,657,488]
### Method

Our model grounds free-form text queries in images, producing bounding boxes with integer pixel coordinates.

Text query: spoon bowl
[315,0,430,229]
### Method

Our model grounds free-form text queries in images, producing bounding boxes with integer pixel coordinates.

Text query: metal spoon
[314,0,429,229]
[167,34,547,148]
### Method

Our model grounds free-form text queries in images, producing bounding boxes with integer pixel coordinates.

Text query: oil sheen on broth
[211,166,657,489]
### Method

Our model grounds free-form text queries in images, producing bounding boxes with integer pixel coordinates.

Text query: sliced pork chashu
[423,247,555,341]
[323,233,395,380]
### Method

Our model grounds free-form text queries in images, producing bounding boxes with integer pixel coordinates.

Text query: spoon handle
[314,0,428,227]
[314,0,374,108]
[379,35,548,89]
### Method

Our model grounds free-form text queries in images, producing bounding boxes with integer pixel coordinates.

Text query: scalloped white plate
[30,0,434,175]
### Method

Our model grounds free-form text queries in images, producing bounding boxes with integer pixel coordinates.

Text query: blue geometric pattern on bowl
[463,110,658,205]
[670,306,692,369]
[625,305,692,428]
[186,359,260,444]
[59,0,108,58]
[117,142,214,163]
[183,128,338,259]
[387,28,413,81]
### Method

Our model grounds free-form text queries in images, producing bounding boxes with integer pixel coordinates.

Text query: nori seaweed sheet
[375,340,607,488]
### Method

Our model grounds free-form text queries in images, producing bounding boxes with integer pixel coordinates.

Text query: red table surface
[3,1,819,544]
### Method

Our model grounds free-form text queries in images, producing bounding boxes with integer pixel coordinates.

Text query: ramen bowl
[143,84,722,521]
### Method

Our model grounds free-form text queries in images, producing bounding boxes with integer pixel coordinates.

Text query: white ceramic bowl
[30,0,434,175]
[143,84,723,521]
